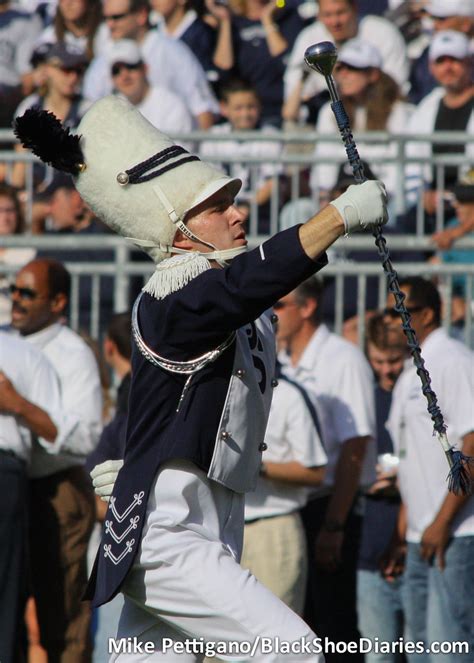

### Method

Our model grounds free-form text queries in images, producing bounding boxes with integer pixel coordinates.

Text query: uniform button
[271,314,278,325]
[259,442,268,452]
[221,430,231,440]
[235,368,246,378]
[271,378,279,388]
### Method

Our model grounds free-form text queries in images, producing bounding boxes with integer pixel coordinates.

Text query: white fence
[1,235,473,347]
[1,129,472,237]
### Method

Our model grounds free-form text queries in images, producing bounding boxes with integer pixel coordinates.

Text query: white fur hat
[74,95,241,264]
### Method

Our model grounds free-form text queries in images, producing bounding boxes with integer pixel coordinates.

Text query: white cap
[426,0,474,18]
[429,30,471,61]
[338,39,383,70]
[108,40,143,67]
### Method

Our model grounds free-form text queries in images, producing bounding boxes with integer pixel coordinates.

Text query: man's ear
[172,227,195,251]
[300,297,317,322]
[50,292,68,315]
[220,101,229,119]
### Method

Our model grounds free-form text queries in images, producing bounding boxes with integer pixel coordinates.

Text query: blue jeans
[403,538,474,663]
[357,569,404,663]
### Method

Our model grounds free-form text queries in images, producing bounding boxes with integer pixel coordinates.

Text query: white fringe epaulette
[142,252,212,300]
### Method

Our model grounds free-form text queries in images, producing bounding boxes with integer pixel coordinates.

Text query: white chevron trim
[109,491,145,523]
[103,539,135,565]
[105,516,140,544]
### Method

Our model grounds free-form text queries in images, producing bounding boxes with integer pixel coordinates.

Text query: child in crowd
[199,79,282,234]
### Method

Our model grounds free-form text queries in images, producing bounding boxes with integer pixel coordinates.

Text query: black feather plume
[13,107,85,175]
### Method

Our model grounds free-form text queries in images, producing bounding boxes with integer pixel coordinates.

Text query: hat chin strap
[147,182,247,267]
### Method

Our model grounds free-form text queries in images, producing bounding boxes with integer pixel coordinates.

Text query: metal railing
[1,235,473,347]
[1,129,472,237]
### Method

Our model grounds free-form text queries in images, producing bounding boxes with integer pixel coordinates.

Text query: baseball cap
[108,40,143,67]
[338,39,383,70]
[46,42,88,69]
[426,0,474,18]
[429,30,471,61]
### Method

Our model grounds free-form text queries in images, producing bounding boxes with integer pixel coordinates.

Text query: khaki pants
[241,512,308,616]
[29,467,96,663]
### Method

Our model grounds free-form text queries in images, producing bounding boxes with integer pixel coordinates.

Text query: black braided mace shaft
[329,96,473,495]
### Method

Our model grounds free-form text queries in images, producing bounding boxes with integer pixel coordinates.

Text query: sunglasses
[384,305,424,317]
[9,284,40,300]
[111,62,142,76]
[104,10,131,20]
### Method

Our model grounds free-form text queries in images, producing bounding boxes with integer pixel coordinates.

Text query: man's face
[367,342,405,391]
[274,292,307,348]
[318,0,357,43]
[182,187,248,254]
[103,0,145,40]
[111,61,147,104]
[429,56,471,92]
[384,285,428,342]
[10,263,60,335]
[222,91,261,131]
[49,188,88,230]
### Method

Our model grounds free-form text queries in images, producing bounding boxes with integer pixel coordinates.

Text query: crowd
[0,0,473,661]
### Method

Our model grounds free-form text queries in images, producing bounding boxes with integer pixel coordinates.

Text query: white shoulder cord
[132,293,236,412]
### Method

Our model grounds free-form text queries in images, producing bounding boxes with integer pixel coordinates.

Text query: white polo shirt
[387,327,474,543]
[137,85,193,135]
[244,378,327,521]
[22,323,103,477]
[0,331,61,463]
[279,324,376,490]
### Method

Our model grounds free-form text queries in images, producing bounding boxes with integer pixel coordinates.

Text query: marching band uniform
[14,94,388,661]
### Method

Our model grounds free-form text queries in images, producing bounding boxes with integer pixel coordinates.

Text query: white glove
[90,459,124,502]
[330,180,388,234]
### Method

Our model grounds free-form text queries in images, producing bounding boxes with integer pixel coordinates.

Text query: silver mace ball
[304,41,339,102]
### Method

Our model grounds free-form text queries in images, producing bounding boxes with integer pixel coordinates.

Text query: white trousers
[110,461,324,663]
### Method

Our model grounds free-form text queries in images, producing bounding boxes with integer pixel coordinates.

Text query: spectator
[200,79,283,234]
[430,170,474,343]
[409,0,474,104]
[108,39,193,134]
[32,185,116,336]
[0,183,36,325]
[277,276,376,663]
[83,0,219,128]
[384,277,474,661]
[0,332,61,663]
[309,39,413,211]
[149,0,218,84]
[405,30,473,230]
[0,0,42,127]
[357,313,407,663]
[241,363,327,615]
[208,0,305,126]
[12,42,90,192]
[9,257,103,662]
[283,0,409,123]
[36,0,104,60]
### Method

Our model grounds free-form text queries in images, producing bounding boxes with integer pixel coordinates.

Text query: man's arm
[315,435,370,571]
[262,461,325,486]
[420,430,474,570]
[0,371,57,442]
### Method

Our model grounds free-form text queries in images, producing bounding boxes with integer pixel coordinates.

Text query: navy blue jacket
[85,226,327,607]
